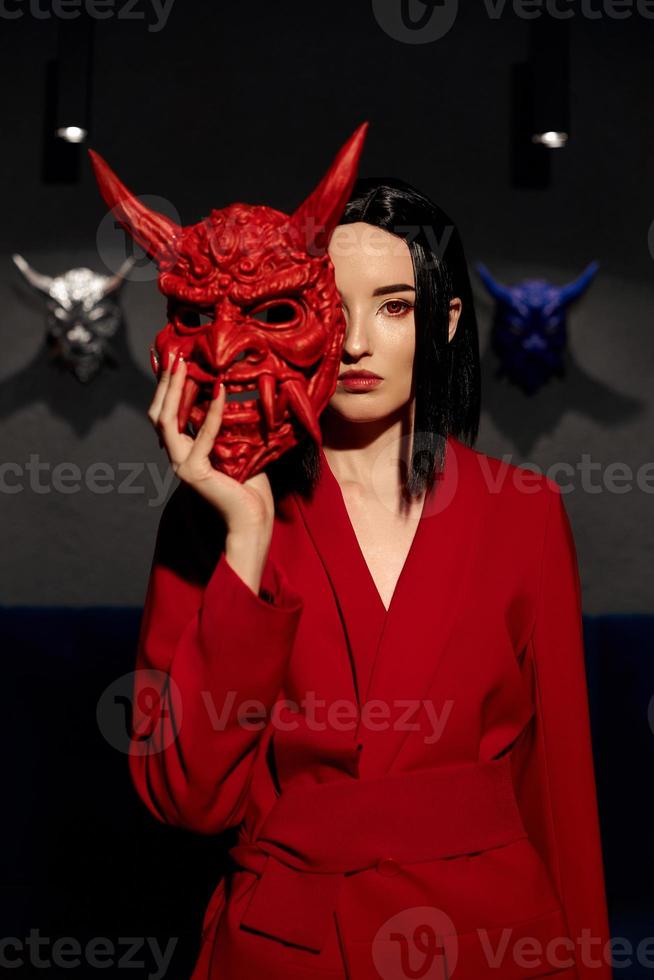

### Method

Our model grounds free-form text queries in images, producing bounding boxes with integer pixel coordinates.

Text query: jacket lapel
[293,451,387,712]
[292,436,484,778]
[359,436,485,777]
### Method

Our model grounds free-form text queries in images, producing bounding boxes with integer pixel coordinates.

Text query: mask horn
[101,256,136,298]
[475,263,515,306]
[289,121,369,254]
[557,261,599,307]
[88,149,182,268]
[12,254,54,296]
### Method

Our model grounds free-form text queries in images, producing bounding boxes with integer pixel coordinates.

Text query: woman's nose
[342,313,372,358]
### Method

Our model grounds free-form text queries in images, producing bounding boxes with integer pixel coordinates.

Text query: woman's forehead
[328,224,414,287]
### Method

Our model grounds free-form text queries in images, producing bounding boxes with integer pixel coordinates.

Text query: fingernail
[171,350,183,375]
[149,347,160,375]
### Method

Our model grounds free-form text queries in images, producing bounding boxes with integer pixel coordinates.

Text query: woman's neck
[320,407,417,503]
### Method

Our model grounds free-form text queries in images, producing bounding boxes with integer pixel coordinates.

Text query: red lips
[338,370,382,380]
[338,370,383,391]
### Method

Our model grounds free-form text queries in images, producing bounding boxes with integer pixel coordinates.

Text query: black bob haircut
[268,175,481,501]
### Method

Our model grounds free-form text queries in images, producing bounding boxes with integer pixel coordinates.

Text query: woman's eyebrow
[371,283,416,297]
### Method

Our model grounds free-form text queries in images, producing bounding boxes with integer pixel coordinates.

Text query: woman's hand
[148,347,275,594]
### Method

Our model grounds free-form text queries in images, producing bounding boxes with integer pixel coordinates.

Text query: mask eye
[173,305,214,329]
[88,306,109,321]
[93,315,118,336]
[248,300,298,326]
[506,315,524,333]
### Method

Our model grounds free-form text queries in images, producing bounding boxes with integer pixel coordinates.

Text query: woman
[133,178,613,980]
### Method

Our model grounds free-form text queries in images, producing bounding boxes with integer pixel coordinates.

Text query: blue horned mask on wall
[476,261,599,394]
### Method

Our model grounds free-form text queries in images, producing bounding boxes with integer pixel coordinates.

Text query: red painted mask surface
[88,122,368,481]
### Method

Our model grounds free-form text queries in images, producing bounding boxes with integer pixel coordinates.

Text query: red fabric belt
[227,755,527,953]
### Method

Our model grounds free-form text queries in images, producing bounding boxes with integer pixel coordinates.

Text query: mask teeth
[282,378,321,443]
[189,405,205,428]
[179,376,200,433]
[258,373,276,430]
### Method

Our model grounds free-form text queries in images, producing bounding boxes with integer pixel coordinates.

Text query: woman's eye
[381,300,413,317]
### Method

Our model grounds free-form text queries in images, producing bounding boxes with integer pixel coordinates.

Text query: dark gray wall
[1,2,652,610]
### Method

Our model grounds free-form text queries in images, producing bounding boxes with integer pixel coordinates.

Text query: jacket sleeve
[512,480,613,979]
[127,481,304,835]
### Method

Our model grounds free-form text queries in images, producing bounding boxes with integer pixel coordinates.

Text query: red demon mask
[88,123,369,481]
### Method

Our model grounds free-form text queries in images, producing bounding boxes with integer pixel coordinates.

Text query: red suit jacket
[129,434,613,980]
